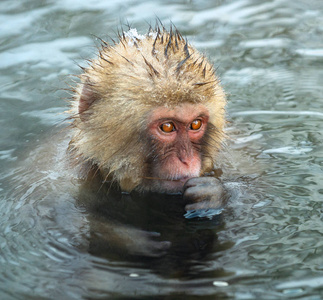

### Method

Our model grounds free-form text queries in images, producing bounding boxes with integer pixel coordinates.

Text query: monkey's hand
[112,226,171,258]
[126,230,171,257]
[183,177,225,213]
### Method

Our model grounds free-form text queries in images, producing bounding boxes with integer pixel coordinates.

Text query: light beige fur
[68,25,226,192]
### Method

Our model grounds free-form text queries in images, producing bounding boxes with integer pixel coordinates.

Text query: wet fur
[68,24,226,192]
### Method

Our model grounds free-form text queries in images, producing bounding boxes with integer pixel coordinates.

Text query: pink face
[147,104,209,193]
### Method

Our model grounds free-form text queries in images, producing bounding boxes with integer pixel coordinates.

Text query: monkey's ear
[78,83,99,121]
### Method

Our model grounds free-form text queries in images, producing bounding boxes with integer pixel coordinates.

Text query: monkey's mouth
[172,176,190,183]
[141,176,192,193]
[142,176,190,182]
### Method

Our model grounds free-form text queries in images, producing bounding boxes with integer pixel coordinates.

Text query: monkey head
[69,26,226,193]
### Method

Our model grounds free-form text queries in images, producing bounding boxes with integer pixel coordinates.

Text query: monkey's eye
[190,119,202,130]
[160,122,175,133]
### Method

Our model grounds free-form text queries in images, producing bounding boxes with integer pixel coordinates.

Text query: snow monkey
[68,24,227,211]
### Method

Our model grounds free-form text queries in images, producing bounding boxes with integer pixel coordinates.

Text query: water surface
[1,0,323,299]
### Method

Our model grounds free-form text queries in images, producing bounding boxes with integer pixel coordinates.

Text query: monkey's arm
[183,177,225,211]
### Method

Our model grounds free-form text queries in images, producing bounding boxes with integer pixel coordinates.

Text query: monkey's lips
[172,176,190,183]
[161,175,191,183]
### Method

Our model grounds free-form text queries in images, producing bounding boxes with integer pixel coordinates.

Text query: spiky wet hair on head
[68,23,226,191]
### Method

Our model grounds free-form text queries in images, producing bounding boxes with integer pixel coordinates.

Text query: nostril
[178,156,190,165]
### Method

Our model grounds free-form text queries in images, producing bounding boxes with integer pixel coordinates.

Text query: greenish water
[1,0,323,299]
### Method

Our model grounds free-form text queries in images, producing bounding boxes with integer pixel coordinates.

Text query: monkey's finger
[183,184,224,203]
[185,199,222,211]
[145,231,161,238]
[146,241,172,257]
[184,177,221,188]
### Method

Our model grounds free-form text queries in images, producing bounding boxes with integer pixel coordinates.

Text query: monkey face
[145,104,210,193]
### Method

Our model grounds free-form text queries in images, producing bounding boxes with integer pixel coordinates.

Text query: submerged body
[68,25,227,209]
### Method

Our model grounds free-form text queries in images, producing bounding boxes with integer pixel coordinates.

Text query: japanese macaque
[68,25,226,211]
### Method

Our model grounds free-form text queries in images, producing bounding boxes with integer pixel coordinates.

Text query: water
[1,0,323,299]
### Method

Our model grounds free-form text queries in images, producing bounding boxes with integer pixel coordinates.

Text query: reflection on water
[1,0,323,299]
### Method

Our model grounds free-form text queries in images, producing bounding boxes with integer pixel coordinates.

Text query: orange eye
[190,119,202,130]
[160,122,175,133]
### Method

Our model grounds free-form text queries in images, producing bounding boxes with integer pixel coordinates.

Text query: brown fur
[68,25,226,192]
